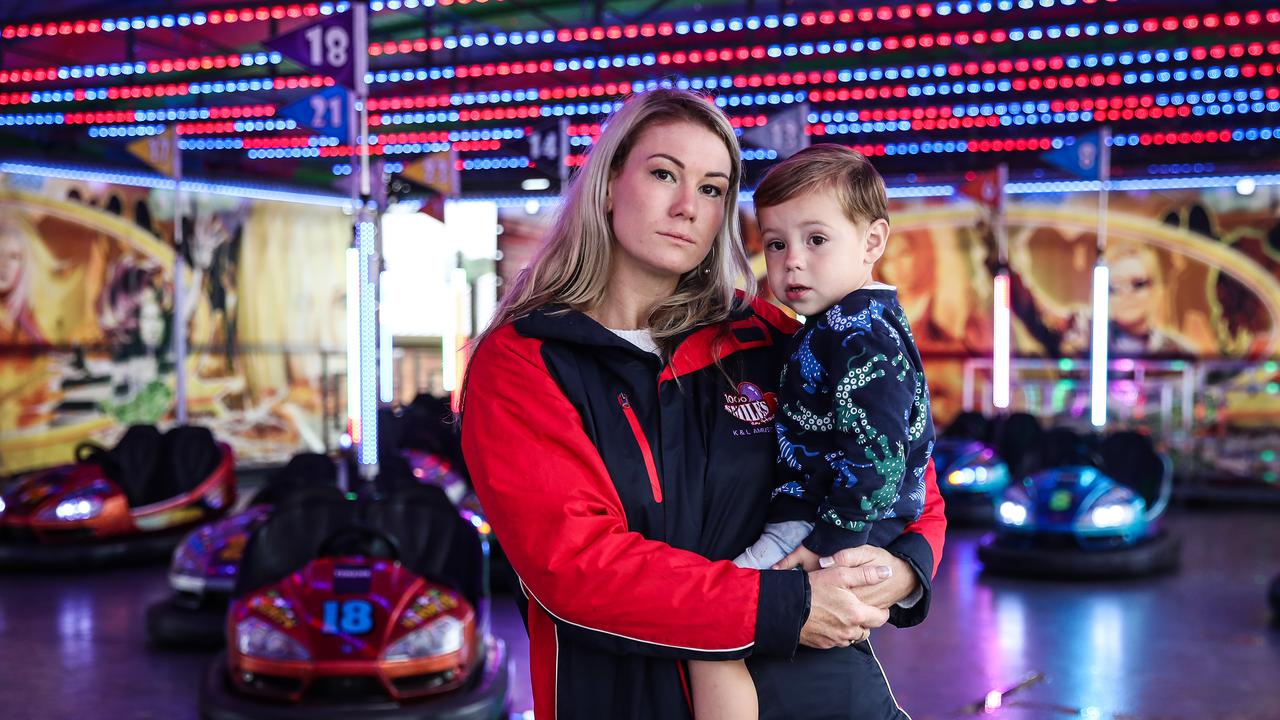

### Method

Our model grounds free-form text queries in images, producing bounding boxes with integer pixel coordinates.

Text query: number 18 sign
[267,14,358,90]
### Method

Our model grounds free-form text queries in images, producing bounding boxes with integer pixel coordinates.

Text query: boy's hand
[772,545,823,571]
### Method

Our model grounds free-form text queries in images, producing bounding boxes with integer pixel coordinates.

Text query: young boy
[690,145,935,720]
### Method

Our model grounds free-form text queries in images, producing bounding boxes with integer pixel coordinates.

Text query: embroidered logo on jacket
[723,382,777,426]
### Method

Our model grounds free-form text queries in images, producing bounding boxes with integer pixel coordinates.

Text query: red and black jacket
[461,297,946,720]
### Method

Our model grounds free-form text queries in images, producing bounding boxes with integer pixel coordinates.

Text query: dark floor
[1,509,1277,719]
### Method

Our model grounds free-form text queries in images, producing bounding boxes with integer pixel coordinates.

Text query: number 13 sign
[267,14,359,90]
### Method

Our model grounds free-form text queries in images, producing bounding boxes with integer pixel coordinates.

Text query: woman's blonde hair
[476,87,755,354]
[0,212,37,322]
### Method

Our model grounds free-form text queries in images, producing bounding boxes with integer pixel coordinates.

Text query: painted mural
[0,173,351,474]
[498,184,1280,485]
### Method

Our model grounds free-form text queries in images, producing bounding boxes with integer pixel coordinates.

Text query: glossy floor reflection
[0,509,1276,719]
[873,509,1280,719]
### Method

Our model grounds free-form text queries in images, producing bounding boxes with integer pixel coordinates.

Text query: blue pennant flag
[278,86,351,140]
[1041,131,1107,180]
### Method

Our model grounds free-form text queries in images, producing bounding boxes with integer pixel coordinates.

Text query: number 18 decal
[322,599,374,635]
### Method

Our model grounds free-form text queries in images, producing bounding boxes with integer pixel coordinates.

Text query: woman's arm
[862,458,946,627]
[461,326,808,660]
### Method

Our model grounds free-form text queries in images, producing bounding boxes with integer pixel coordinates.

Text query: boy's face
[759,189,889,317]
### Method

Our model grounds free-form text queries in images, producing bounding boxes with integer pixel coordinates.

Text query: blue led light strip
[9,40,1270,125]
[182,127,524,154]
[1007,172,1280,194]
[469,172,1280,208]
[87,124,167,138]
[50,53,280,81]
[856,125,1280,157]
[814,94,1280,136]
[371,57,1276,128]
[0,160,351,207]
[368,15,1256,86]
[7,4,349,36]
[379,0,1100,57]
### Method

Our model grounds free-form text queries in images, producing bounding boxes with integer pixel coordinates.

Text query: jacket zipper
[617,393,663,503]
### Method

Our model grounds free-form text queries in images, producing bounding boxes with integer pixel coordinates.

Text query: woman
[461,89,946,720]
[0,213,47,345]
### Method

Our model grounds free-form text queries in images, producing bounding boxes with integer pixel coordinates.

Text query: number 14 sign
[267,14,359,90]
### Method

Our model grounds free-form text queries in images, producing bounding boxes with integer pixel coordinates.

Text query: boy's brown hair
[752,144,889,226]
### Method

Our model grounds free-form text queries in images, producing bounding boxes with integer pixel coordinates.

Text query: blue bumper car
[934,412,1010,524]
[978,429,1181,578]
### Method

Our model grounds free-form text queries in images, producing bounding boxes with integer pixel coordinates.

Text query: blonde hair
[0,212,37,322]
[475,88,755,354]
[752,144,888,226]
[1108,242,1168,326]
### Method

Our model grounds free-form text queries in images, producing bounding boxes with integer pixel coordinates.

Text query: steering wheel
[317,526,402,562]
[74,441,109,464]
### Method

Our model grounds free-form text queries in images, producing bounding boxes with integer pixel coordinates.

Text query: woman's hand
[819,546,918,610]
[799,565,891,649]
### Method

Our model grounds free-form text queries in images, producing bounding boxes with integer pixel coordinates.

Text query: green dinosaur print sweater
[770,285,936,555]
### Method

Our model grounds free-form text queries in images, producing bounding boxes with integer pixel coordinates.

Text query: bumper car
[146,453,342,647]
[978,429,1181,578]
[391,397,514,595]
[0,425,234,569]
[1270,574,1280,627]
[199,483,510,720]
[934,412,1010,524]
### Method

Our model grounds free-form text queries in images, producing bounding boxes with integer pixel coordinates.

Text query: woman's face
[139,293,166,348]
[0,234,23,296]
[1109,254,1156,329]
[606,120,732,285]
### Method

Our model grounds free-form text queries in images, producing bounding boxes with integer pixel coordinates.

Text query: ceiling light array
[0,0,500,39]
[367,11,1278,85]
[1,0,1274,188]
[3,6,1258,92]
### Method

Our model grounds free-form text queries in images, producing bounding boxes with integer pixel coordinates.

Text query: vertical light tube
[358,219,378,465]
[441,269,459,395]
[379,269,393,404]
[451,267,471,413]
[1091,127,1112,429]
[172,173,188,425]
[992,273,1011,409]
[345,247,362,444]
[1090,263,1110,428]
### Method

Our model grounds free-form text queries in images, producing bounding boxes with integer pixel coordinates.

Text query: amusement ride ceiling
[0,0,1276,196]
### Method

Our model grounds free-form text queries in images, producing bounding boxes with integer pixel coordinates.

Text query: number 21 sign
[278,85,351,140]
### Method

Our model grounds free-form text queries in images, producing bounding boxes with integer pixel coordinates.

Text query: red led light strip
[848,128,1257,156]
[0,75,333,107]
[8,37,1273,112]
[562,126,1261,165]
[311,139,500,156]
[59,104,276,126]
[4,6,1267,91]
[398,10,1279,81]
[370,0,1122,57]
[368,60,1277,129]
[1,1,499,39]
[0,52,275,85]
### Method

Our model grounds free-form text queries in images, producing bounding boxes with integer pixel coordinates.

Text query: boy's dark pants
[749,640,911,720]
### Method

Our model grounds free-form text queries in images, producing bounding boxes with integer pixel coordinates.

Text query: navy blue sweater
[770,286,936,555]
